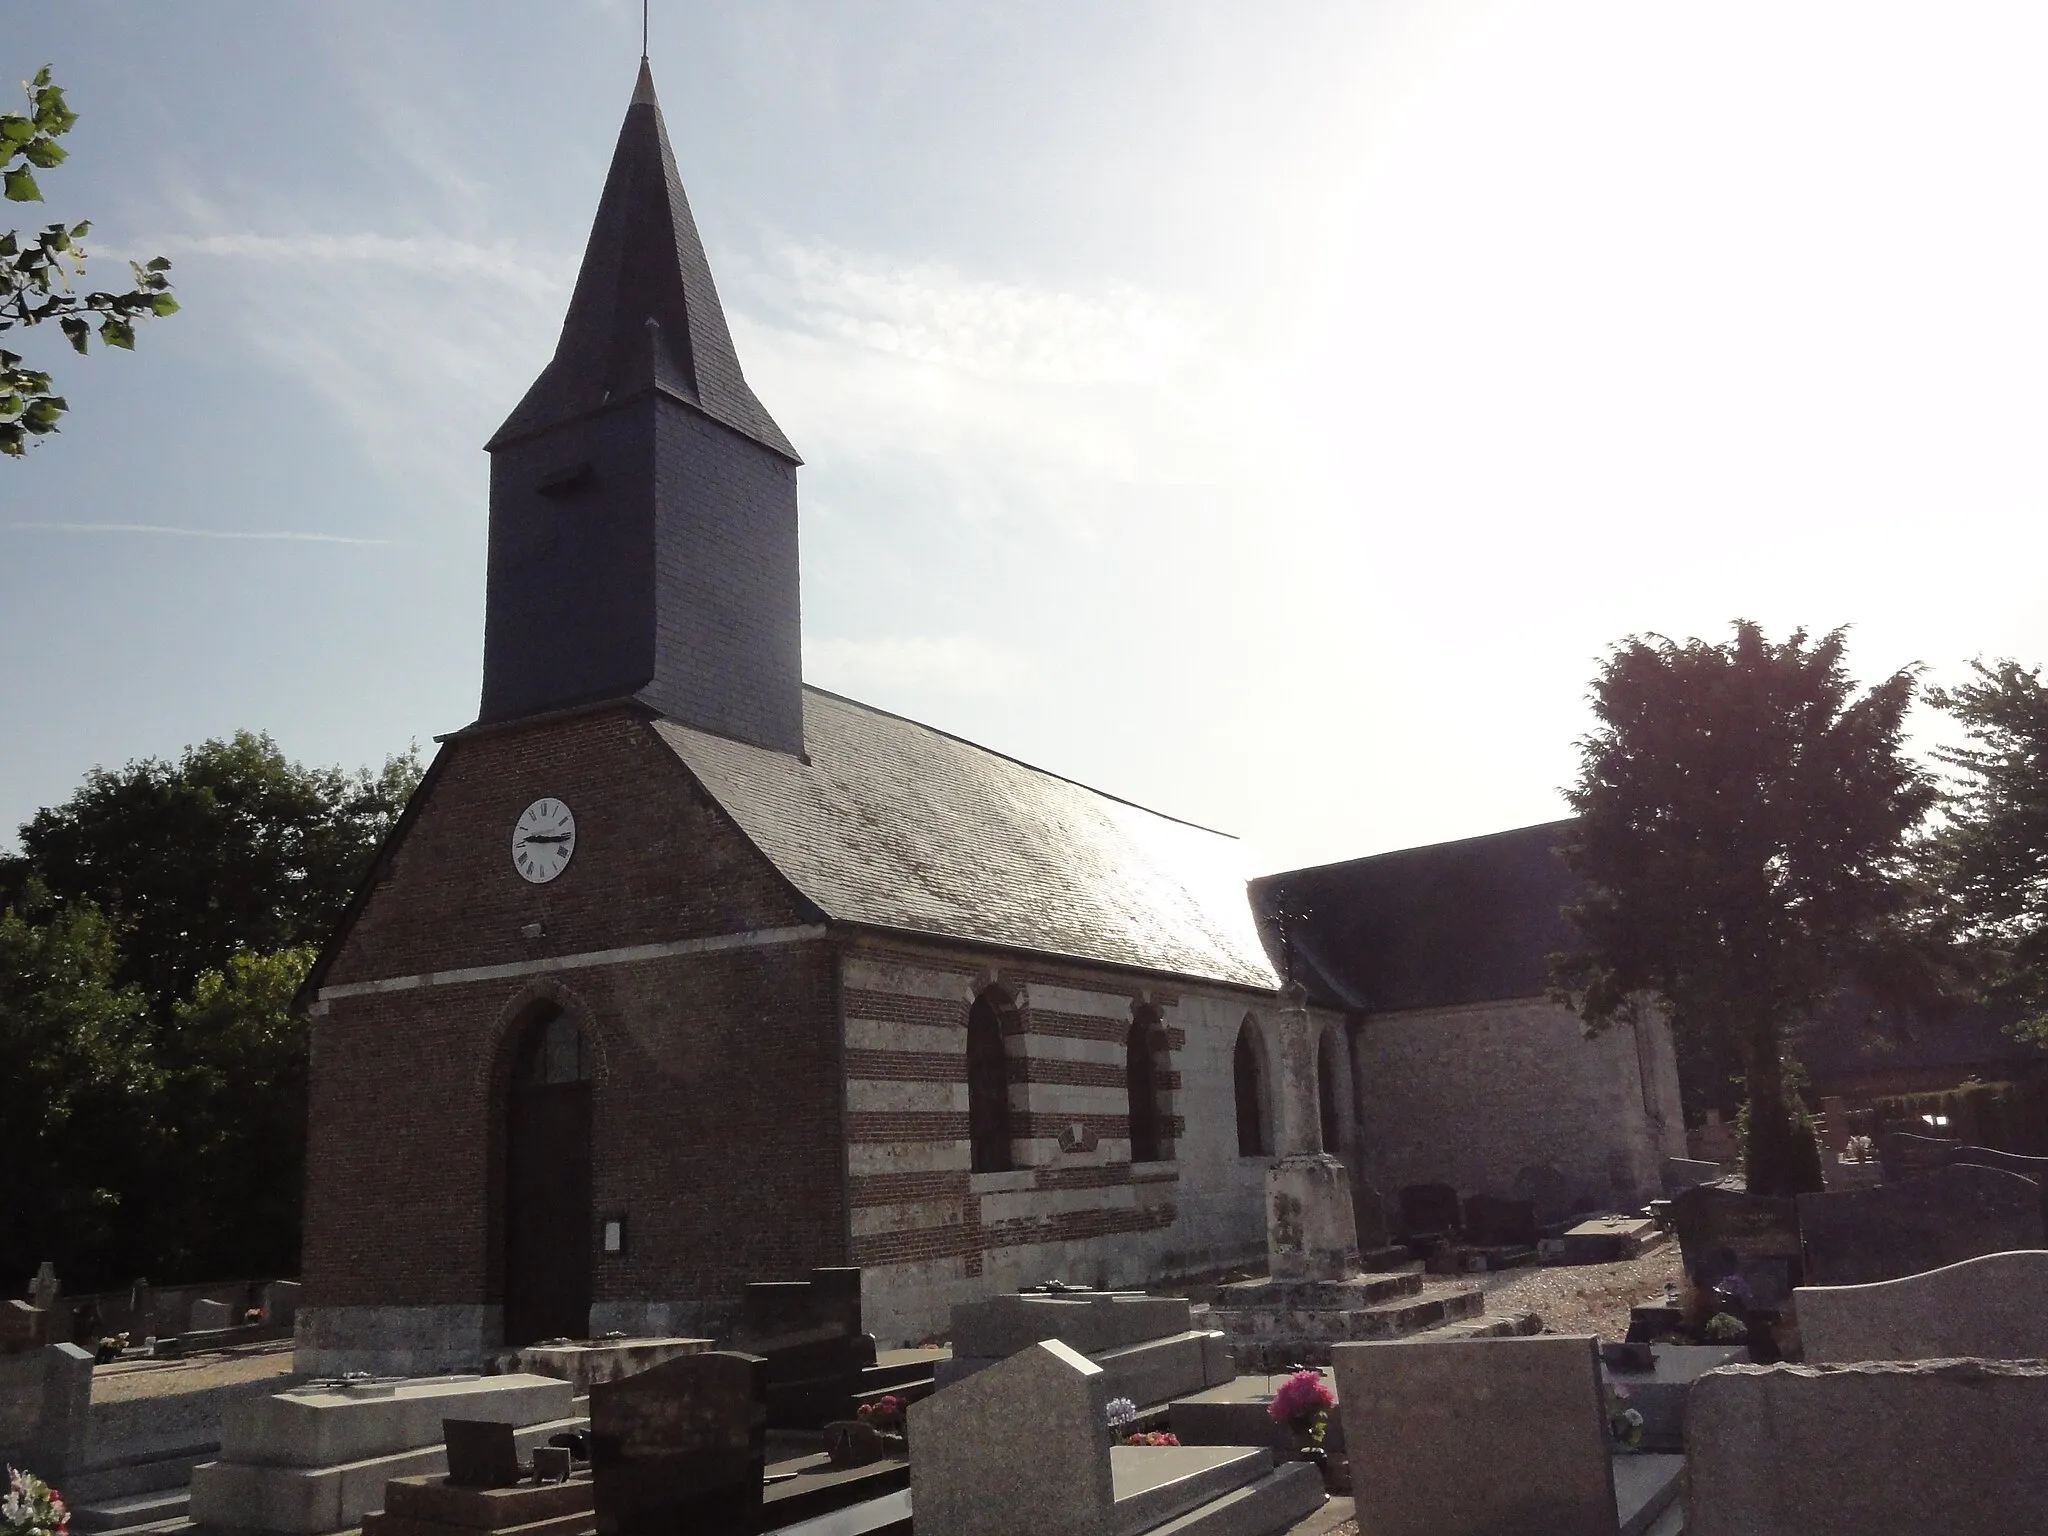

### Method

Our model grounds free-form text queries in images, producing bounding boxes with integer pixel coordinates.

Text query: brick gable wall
[302,708,846,1321]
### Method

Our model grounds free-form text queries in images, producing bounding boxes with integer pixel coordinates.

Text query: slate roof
[652,688,1283,991]
[488,61,797,461]
[1252,820,1579,1013]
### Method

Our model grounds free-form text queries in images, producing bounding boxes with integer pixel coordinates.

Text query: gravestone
[1796,1163,2043,1287]
[191,1297,236,1332]
[444,1418,521,1488]
[1667,1184,1804,1306]
[0,1301,47,1357]
[1798,1248,2048,1362]
[1687,1360,2048,1536]
[1513,1164,1573,1225]
[591,1350,766,1536]
[729,1267,872,1429]
[1398,1184,1462,1241]
[911,1338,1113,1536]
[1333,1334,1680,1536]
[1463,1194,1539,1249]
[1352,1177,1392,1251]
[1877,1131,1957,1182]
[1660,1158,1721,1197]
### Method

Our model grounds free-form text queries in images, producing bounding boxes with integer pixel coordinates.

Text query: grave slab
[1796,1163,2043,1287]
[498,1338,713,1395]
[949,1294,1193,1360]
[220,1376,574,1469]
[1795,1248,2048,1363]
[1686,1359,2048,1536]
[1131,1462,1323,1536]
[1560,1217,1663,1266]
[1333,1334,1618,1536]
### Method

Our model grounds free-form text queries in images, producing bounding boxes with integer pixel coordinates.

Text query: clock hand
[521,833,573,844]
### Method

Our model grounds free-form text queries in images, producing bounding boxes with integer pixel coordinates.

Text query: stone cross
[1266,992,1359,1282]
[30,1262,59,1312]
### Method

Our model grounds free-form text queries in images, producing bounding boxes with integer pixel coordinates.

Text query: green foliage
[3,735,421,1288]
[1551,621,1936,1195]
[1924,660,2048,1045]
[2,66,177,456]
[5,732,422,1016]
[0,884,160,1284]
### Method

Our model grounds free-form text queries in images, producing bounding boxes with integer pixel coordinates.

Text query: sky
[4,2,2048,873]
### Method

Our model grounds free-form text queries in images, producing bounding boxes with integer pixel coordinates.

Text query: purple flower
[1267,1370,1335,1426]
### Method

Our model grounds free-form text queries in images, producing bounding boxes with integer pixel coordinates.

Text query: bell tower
[478,61,804,755]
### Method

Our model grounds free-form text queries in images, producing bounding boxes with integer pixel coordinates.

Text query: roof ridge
[796,683,1242,841]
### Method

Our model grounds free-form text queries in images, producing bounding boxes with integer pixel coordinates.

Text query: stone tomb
[909,1338,1323,1536]
[189,1374,580,1536]
[0,1300,48,1356]
[936,1290,1234,1408]
[1796,1248,2048,1364]
[1795,1163,2043,1287]
[1333,1334,1683,1536]
[500,1338,713,1396]
[727,1268,874,1431]
[1686,1360,2048,1536]
[1667,1184,1804,1306]
[1599,1344,1744,1453]
[363,1471,593,1536]
[590,1350,765,1536]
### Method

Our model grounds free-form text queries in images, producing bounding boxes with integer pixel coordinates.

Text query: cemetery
[15,21,2048,1536]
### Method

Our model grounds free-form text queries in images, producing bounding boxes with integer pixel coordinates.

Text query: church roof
[653,688,1283,991]
[488,61,797,460]
[1252,819,1579,1012]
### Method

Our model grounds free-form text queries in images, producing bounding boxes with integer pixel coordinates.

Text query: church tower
[479,62,804,755]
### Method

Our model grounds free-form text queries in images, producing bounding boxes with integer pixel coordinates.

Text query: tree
[0,885,160,1285]
[3,65,177,455]
[3,732,421,1017]
[1925,659,2048,1043]
[1550,621,1935,1196]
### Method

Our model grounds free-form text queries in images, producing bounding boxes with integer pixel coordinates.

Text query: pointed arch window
[1127,1011,1165,1164]
[967,991,1014,1174]
[1234,1021,1269,1157]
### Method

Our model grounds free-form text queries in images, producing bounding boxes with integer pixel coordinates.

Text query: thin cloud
[2,522,390,545]
[156,230,560,301]
[805,634,1043,697]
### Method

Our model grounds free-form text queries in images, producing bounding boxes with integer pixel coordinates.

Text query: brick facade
[302,707,846,1358]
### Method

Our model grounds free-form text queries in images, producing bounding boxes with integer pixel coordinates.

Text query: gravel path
[91,1338,296,1402]
[1474,1244,1684,1338]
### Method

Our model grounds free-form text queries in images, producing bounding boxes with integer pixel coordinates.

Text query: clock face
[512,798,576,884]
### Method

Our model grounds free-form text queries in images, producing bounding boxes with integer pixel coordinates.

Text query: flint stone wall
[1797,1250,2048,1364]
[1687,1359,2048,1536]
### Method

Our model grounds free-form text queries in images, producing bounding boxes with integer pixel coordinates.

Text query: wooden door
[504,1080,593,1345]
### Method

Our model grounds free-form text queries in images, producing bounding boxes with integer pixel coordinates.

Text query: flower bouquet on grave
[1105,1397,1140,1445]
[1267,1369,1345,1491]
[825,1395,907,1468]
[1123,1431,1181,1447]
[2,1468,68,1536]
[1605,1385,1645,1454]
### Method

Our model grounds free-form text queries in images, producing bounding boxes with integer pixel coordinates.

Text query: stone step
[71,1488,190,1533]
[1140,1460,1327,1536]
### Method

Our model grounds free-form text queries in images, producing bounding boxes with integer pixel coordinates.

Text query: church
[295,63,1684,1374]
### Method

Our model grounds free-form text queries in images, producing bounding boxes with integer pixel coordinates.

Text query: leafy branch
[2,65,177,456]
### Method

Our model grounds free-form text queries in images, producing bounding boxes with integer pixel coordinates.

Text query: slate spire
[488,60,797,460]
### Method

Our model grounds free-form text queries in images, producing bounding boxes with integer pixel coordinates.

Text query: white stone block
[219,1374,572,1468]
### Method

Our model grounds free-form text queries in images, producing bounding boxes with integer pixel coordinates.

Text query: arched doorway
[504,1004,593,1345]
